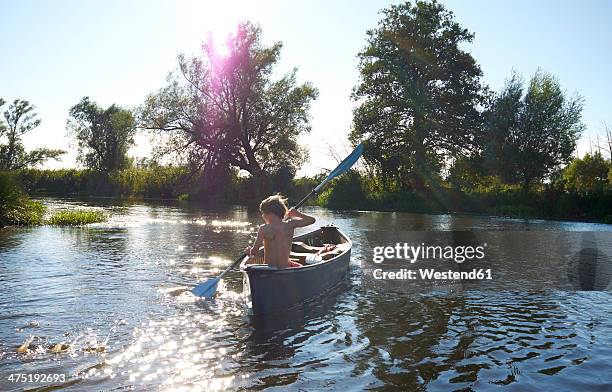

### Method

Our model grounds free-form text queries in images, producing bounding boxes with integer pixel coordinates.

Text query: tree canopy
[350,0,486,191]
[481,70,584,187]
[67,97,136,172]
[0,99,64,170]
[140,22,318,198]
[563,152,610,194]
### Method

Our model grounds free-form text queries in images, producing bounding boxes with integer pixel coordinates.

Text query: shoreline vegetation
[2,2,612,227]
[1,172,107,227]
[2,166,611,226]
[46,210,107,226]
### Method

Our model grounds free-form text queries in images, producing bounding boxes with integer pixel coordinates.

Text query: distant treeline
[16,167,190,199]
[11,156,612,222]
[12,167,320,206]
[320,168,612,223]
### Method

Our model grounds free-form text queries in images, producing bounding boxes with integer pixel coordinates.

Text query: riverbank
[1,172,107,227]
[1,171,46,226]
[6,168,612,224]
[316,171,612,224]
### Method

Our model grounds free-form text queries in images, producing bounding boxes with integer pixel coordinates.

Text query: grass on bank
[2,171,107,227]
[46,210,107,226]
[1,171,46,226]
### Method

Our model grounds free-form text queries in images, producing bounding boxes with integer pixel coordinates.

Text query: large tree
[0,99,64,170]
[67,97,135,172]
[139,22,318,200]
[482,70,584,188]
[350,0,486,191]
[479,72,524,183]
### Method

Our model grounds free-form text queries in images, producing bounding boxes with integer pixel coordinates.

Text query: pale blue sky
[1,0,611,174]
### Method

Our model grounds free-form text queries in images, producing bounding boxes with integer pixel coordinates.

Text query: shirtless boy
[245,194,316,268]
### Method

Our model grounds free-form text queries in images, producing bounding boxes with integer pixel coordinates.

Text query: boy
[245,194,316,268]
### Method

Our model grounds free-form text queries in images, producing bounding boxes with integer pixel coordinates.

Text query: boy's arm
[286,208,316,228]
[246,225,266,256]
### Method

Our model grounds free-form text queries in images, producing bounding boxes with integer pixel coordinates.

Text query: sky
[1,0,611,175]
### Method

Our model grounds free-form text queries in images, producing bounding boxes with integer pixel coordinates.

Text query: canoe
[240,225,352,317]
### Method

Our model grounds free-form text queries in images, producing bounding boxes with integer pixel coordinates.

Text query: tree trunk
[7,133,17,170]
[248,168,270,209]
[411,128,428,195]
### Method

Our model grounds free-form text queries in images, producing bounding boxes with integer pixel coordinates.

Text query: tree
[482,70,584,188]
[67,97,135,172]
[0,99,64,170]
[563,152,610,194]
[480,72,523,183]
[140,22,318,200]
[602,121,612,160]
[350,0,486,191]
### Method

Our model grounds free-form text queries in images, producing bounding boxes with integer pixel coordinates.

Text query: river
[1,197,611,391]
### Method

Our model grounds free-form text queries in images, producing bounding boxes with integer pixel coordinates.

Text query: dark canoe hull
[240,225,352,317]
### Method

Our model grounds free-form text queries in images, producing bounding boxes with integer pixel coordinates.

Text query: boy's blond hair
[259,194,288,218]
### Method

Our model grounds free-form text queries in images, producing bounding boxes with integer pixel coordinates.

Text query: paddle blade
[191,277,220,298]
[315,143,364,192]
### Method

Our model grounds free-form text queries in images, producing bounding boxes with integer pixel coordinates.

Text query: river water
[1,198,611,391]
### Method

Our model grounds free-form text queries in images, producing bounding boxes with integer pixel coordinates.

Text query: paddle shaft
[294,189,317,210]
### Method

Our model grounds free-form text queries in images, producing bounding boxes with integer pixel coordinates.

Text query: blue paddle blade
[191,277,219,298]
[315,143,364,192]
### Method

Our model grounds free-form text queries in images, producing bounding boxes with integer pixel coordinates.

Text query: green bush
[317,171,366,209]
[0,171,46,226]
[563,152,611,194]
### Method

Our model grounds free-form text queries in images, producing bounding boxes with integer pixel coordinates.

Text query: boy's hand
[287,208,316,228]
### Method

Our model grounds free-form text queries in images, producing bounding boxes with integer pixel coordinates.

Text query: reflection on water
[0,197,611,391]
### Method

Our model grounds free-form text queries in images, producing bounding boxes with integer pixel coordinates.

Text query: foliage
[47,210,106,226]
[0,99,64,170]
[317,170,366,209]
[109,166,190,197]
[16,167,189,198]
[482,70,584,187]
[140,22,317,200]
[350,0,486,191]
[447,156,492,191]
[563,152,611,194]
[67,97,136,172]
[479,73,523,182]
[7,165,612,223]
[312,169,612,222]
[0,171,45,226]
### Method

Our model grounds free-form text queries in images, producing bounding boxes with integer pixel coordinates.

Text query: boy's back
[261,220,295,268]
[246,195,316,269]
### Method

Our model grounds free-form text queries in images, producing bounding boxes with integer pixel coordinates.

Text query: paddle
[192,143,364,298]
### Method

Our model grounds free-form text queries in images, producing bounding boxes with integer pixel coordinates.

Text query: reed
[47,210,107,226]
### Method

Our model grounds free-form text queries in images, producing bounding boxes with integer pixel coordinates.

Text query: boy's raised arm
[286,208,316,228]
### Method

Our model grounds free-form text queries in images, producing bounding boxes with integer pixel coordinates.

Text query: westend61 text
[373,268,493,281]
